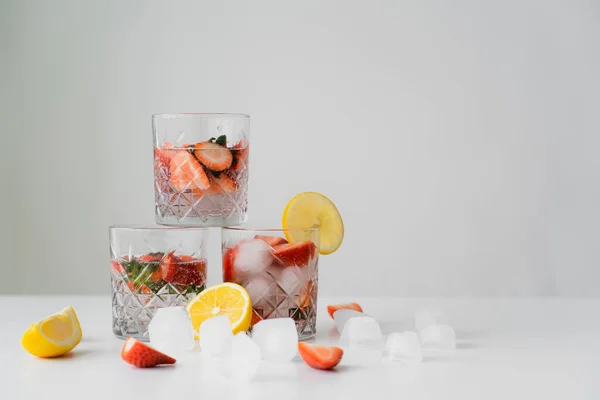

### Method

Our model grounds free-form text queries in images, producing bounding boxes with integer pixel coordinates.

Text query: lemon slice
[21,306,83,358]
[186,282,252,335]
[282,192,344,255]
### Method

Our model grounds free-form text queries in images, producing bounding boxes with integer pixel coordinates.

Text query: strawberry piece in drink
[169,151,210,192]
[222,247,238,282]
[254,235,288,247]
[193,142,233,172]
[272,241,316,267]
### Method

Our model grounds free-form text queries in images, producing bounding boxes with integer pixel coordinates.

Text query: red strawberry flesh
[327,302,363,319]
[272,241,316,267]
[121,337,176,368]
[298,342,343,370]
[254,235,288,248]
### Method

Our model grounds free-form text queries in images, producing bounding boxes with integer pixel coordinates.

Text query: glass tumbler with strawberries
[221,227,320,340]
[152,113,250,227]
[109,226,208,340]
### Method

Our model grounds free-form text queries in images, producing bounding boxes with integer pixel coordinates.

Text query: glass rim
[152,113,250,119]
[222,226,319,233]
[109,224,209,232]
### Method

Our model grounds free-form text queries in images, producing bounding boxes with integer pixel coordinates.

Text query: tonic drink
[221,227,320,340]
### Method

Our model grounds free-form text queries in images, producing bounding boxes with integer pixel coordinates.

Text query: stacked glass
[110,113,320,341]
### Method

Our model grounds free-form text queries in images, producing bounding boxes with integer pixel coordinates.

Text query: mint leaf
[215,135,227,146]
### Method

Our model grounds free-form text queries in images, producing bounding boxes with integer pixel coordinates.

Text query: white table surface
[3,296,599,399]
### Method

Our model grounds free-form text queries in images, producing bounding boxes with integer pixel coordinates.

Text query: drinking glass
[221,227,320,340]
[152,113,250,227]
[109,225,208,340]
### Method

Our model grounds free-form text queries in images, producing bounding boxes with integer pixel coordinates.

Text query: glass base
[156,213,246,227]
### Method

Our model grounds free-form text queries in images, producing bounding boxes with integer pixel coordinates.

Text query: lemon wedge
[21,306,83,358]
[186,282,252,335]
[282,192,344,255]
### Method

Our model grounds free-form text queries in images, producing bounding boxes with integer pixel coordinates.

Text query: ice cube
[230,332,262,381]
[244,275,274,305]
[251,318,298,362]
[266,265,308,295]
[419,324,456,357]
[339,316,384,349]
[414,308,448,331]
[332,309,364,334]
[148,307,195,355]
[234,239,273,274]
[199,315,233,357]
[383,331,423,364]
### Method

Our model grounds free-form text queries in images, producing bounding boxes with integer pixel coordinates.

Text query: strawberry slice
[137,253,164,263]
[272,241,316,267]
[254,235,288,247]
[169,151,210,191]
[222,247,238,282]
[230,141,249,173]
[111,260,125,274]
[126,281,152,294]
[193,142,233,172]
[170,265,203,285]
[326,302,363,319]
[160,252,204,285]
[207,173,238,195]
[297,342,343,370]
[121,337,176,368]
[159,251,180,282]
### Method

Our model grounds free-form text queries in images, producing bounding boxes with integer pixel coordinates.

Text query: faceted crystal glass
[221,226,320,340]
[153,113,250,227]
[109,225,209,340]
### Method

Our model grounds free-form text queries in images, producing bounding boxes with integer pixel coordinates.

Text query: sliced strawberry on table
[254,235,288,247]
[298,342,343,370]
[193,142,233,172]
[272,241,317,267]
[326,302,363,319]
[169,151,210,192]
[121,337,176,368]
[222,247,238,282]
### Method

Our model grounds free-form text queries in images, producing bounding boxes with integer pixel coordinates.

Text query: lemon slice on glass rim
[282,192,344,255]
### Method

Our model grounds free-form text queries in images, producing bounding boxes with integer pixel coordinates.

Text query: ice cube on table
[251,318,298,362]
[199,315,233,357]
[383,331,423,364]
[230,332,262,382]
[419,324,456,357]
[333,309,364,334]
[339,316,384,349]
[234,239,273,274]
[414,308,448,331]
[148,307,195,355]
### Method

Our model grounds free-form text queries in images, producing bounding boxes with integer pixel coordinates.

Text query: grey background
[1,0,599,296]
